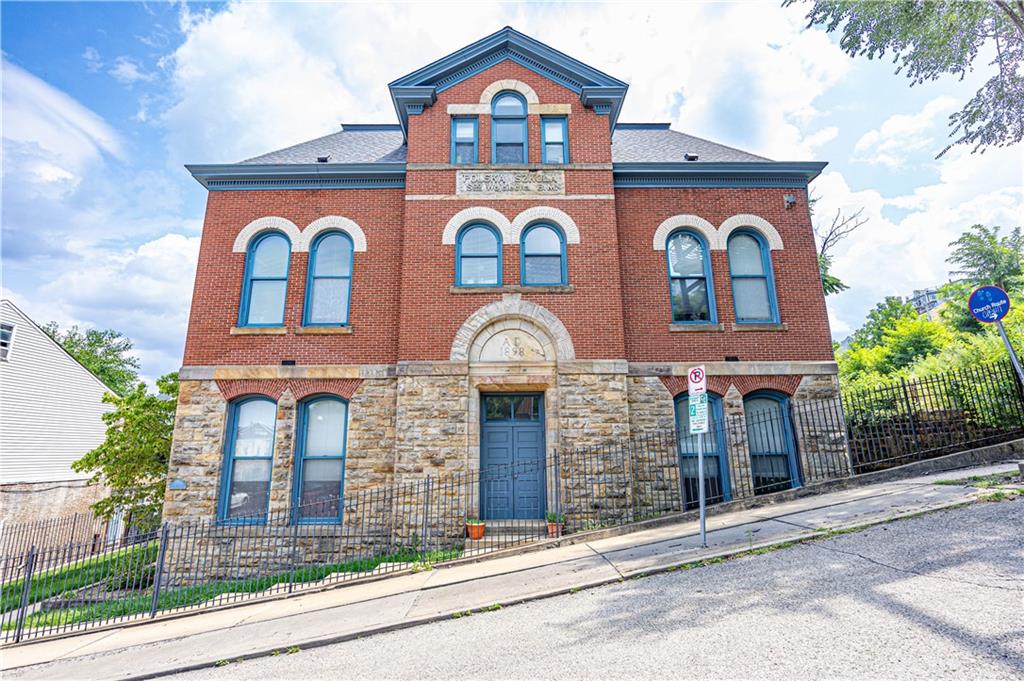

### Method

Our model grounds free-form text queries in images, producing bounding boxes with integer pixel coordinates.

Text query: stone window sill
[294,326,353,335]
[669,323,724,333]
[731,322,789,332]
[449,284,575,295]
[230,326,287,336]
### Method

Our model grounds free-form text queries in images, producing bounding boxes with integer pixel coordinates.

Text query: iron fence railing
[3,360,1023,644]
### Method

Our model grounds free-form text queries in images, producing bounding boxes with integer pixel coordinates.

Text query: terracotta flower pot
[466,523,485,540]
[547,522,564,538]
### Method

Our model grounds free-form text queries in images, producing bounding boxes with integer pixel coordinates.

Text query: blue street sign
[968,285,1010,324]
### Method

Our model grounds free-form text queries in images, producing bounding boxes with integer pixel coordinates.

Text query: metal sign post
[687,365,709,548]
[968,286,1024,385]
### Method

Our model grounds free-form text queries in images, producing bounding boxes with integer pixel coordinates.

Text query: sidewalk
[3,462,1020,681]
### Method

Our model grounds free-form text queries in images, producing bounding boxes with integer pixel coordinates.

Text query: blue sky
[2,1,1022,382]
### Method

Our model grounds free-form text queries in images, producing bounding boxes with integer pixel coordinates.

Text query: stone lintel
[556,360,629,375]
[396,361,469,376]
[628,361,838,377]
[178,365,393,381]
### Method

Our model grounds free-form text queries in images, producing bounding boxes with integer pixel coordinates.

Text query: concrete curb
[105,492,993,681]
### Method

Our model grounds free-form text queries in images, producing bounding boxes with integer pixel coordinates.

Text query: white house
[0,299,113,525]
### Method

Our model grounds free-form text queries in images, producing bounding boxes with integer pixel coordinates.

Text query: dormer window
[491,92,527,164]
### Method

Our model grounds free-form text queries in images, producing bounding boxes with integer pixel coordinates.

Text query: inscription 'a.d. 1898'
[456,170,565,196]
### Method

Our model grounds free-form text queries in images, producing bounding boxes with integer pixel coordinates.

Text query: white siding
[0,301,114,483]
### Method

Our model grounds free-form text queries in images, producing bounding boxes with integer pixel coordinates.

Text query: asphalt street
[178,498,1024,680]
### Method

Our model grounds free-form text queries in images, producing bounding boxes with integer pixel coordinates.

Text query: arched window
[456,223,502,287]
[240,232,290,326]
[744,391,800,494]
[491,92,527,164]
[219,397,276,522]
[667,230,715,323]
[521,223,566,286]
[304,231,353,326]
[294,396,349,523]
[728,230,778,323]
[674,393,731,508]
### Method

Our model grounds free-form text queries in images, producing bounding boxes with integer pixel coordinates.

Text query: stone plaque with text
[456,170,565,196]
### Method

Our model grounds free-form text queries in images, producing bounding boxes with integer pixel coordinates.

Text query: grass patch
[0,542,158,614]
[4,546,461,632]
[934,472,1020,488]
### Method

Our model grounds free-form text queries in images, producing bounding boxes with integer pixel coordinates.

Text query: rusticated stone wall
[792,374,850,481]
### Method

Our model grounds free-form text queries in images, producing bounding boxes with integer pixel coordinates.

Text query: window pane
[454,120,475,141]
[544,143,564,164]
[733,278,772,321]
[543,119,564,142]
[251,235,289,277]
[460,256,498,285]
[460,226,497,254]
[455,142,475,164]
[524,255,562,284]
[746,398,786,455]
[728,234,765,275]
[234,400,276,457]
[492,94,524,116]
[495,144,524,163]
[305,399,347,456]
[313,234,352,277]
[668,234,705,277]
[670,278,710,322]
[246,280,287,325]
[226,459,272,519]
[512,395,540,421]
[494,121,524,143]
[676,398,719,454]
[298,459,342,518]
[309,278,350,324]
[524,226,560,254]
[485,396,513,421]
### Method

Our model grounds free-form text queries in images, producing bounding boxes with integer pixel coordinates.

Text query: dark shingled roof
[611,125,770,163]
[238,123,768,166]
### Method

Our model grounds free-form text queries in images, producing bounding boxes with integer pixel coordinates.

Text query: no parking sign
[687,365,708,434]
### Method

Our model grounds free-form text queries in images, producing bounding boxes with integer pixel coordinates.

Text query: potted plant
[465,517,485,540]
[546,512,565,538]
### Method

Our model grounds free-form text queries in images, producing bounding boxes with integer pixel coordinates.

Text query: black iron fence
[2,361,1022,644]
[842,361,1024,472]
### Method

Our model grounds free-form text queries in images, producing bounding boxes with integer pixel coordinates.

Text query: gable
[389,26,628,138]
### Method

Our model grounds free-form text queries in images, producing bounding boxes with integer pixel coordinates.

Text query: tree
[947,223,1024,290]
[879,316,953,371]
[814,204,868,295]
[72,373,178,526]
[787,1,1024,155]
[849,296,918,348]
[42,323,141,396]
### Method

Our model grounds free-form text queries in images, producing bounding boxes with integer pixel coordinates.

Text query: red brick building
[165,28,838,526]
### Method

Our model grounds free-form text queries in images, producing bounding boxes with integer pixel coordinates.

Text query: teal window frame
[673,393,732,506]
[217,396,276,525]
[520,223,567,286]
[490,92,528,164]
[744,390,801,493]
[455,223,503,287]
[292,395,349,525]
[540,116,568,164]
[238,231,291,327]
[302,230,353,327]
[727,229,779,324]
[451,117,479,164]
[666,229,717,324]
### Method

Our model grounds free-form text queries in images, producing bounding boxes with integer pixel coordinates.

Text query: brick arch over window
[231,217,302,253]
[289,379,363,401]
[216,379,289,401]
[660,374,798,397]
[441,207,513,245]
[719,214,784,250]
[661,375,732,397]
[297,216,368,252]
[451,295,575,361]
[652,215,718,250]
[479,79,540,105]
[510,206,581,244]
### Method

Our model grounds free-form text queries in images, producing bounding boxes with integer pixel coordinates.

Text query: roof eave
[612,161,829,188]
[186,163,407,191]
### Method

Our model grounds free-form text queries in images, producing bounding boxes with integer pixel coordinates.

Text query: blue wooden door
[480,394,545,520]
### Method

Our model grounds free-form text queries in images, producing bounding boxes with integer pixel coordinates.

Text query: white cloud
[2,58,124,190]
[82,46,102,72]
[853,96,957,169]
[109,56,156,84]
